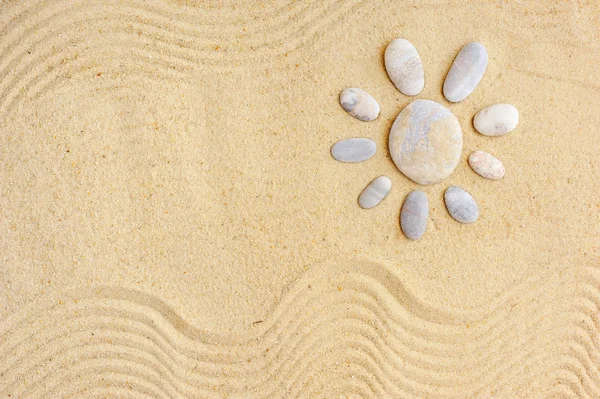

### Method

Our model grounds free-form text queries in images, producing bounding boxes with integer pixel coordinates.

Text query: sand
[0,0,599,397]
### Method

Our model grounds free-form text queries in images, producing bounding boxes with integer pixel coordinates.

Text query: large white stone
[384,39,425,96]
[389,99,462,185]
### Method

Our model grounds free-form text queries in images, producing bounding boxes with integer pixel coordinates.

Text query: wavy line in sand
[0,0,368,118]
[545,263,600,398]
[0,259,566,398]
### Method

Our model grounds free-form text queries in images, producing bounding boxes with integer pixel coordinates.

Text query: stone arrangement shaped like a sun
[331,39,519,240]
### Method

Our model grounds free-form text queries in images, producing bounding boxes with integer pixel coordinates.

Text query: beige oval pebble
[340,88,380,122]
[358,176,392,209]
[384,39,425,96]
[389,99,463,185]
[473,103,519,136]
[468,151,505,180]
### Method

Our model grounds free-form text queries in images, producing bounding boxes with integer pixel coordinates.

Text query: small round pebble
[339,88,380,122]
[331,138,376,163]
[400,190,429,240]
[384,38,425,96]
[468,151,505,180]
[443,42,488,103]
[473,103,519,136]
[358,176,392,209]
[389,99,462,185]
[444,186,479,224]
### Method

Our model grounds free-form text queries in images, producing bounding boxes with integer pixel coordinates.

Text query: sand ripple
[0,259,589,398]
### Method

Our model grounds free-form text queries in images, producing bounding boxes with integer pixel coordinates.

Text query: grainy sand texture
[1,0,600,397]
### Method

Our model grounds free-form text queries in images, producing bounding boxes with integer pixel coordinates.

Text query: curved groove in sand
[0,258,571,398]
[547,265,600,397]
[0,0,367,118]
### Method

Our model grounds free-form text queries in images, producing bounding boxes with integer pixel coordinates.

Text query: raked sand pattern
[0,259,595,398]
[1,1,600,398]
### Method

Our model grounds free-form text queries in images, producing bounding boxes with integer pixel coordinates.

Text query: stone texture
[339,88,380,122]
[468,151,506,180]
[443,42,488,103]
[473,103,519,136]
[400,190,429,240]
[331,138,376,163]
[389,99,462,185]
[358,176,392,209]
[444,186,479,224]
[384,39,425,96]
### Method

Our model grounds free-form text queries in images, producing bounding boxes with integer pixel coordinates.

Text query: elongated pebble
[400,190,429,240]
[444,186,479,224]
[443,42,488,103]
[331,138,376,163]
[384,39,425,96]
[468,151,505,180]
[358,176,392,209]
[473,103,519,136]
[340,88,380,122]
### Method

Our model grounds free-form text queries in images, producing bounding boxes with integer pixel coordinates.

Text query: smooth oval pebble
[358,176,392,209]
[443,42,488,103]
[444,186,479,224]
[331,138,376,163]
[468,151,505,180]
[384,39,425,96]
[339,88,380,122]
[389,99,462,185]
[473,103,519,136]
[400,190,429,240]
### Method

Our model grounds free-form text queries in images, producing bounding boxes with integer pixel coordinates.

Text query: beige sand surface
[1,0,599,397]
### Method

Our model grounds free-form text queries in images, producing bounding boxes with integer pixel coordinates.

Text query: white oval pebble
[358,176,392,209]
[339,88,380,122]
[389,99,462,185]
[443,42,488,103]
[331,138,376,163]
[468,151,505,180]
[473,103,519,136]
[384,39,425,96]
[444,186,479,224]
[400,190,429,240]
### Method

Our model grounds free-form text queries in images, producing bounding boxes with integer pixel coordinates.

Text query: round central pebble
[389,99,463,185]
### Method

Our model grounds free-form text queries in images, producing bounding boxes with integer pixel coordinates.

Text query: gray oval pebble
[331,138,376,163]
[443,42,488,103]
[384,38,425,96]
[400,190,429,240]
[468,151,505,180]
[473,103,519,136]
[358,176,392,209]
[444,186,479,224]
[340,88,380,122]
